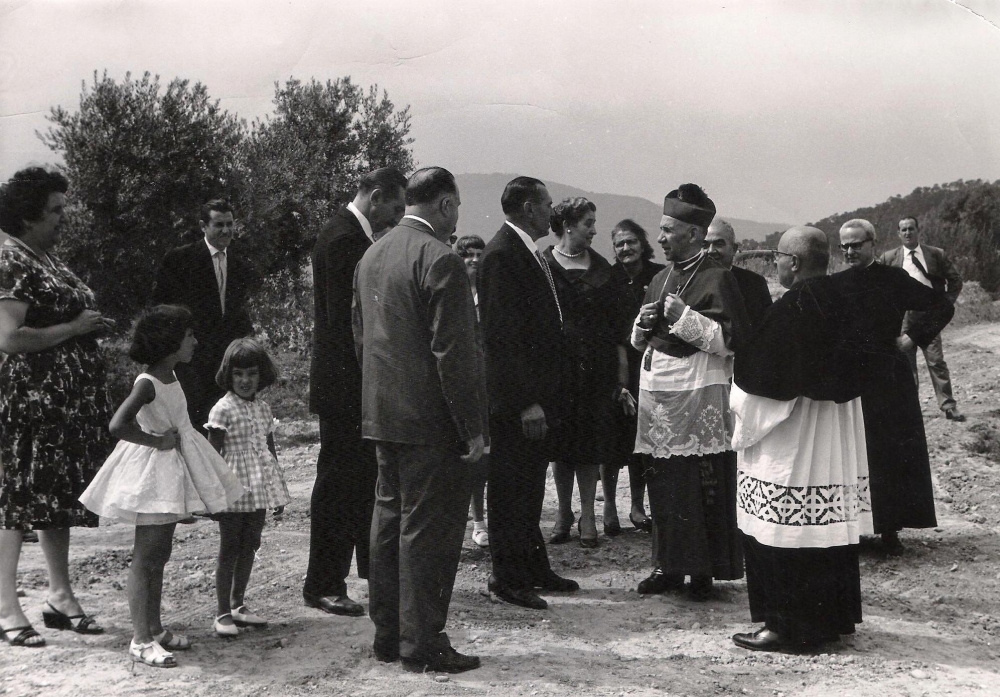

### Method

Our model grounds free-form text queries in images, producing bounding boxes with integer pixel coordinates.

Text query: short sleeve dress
[206,392,290,513]
[0,238,114,530]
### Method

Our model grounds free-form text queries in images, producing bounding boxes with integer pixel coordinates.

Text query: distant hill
[454,173,788,263]
[799,179,1000,291]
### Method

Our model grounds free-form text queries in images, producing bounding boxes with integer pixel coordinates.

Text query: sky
[1,0,999,224]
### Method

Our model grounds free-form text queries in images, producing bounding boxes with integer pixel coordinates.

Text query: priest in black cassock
[833,219,953,554]
[731,226,872,652]
[632,184,750,601]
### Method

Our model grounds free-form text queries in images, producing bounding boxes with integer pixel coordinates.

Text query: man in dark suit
[704,218,772,328]
[879,216,965,422]
[478,176,579,611]
[353,167,486,674]
[151,199,254,431]
[303,167,406,617]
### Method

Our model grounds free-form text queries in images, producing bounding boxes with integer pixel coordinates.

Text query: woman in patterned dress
[0,167,115,647]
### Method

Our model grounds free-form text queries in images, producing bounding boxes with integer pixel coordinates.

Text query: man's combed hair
[840,218,877,243]
[500,176,546,216]
[454,234,486,257]
[215,337,279,391]
[358,167,408,196]
[128,305,193,366]
[199,198,234,224]
[611,219,655,262]
[0,167,69,238]
[550,197,596,236]
[899,215,919,229]
[405,167,457,206]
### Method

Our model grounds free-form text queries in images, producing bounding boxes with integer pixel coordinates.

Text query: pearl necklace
[553,246,585,258]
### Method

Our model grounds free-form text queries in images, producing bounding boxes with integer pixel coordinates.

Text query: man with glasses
[879,217,965,422]
[832,219,953,554]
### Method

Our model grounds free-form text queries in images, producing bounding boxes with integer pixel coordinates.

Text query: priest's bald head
[658,183,715,262]
[775,226,830,289]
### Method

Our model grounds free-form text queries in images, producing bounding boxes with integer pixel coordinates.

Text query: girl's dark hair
[550,197,596,237]
[611,219,655,262]
[128,305,193,366]
[215,337,279,392]
[0,167,69,238]
[454,234,485,257]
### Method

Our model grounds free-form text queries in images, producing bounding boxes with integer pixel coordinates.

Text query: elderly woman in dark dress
[0,167,114,647]
[603,220,665,534]
[544,198,630,547]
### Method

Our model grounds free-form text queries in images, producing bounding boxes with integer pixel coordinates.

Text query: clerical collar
[674,250,704,271]
[347,201,375,241]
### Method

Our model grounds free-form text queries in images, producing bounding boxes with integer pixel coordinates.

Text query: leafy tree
[41,70,246,319]
[237,77,414,278]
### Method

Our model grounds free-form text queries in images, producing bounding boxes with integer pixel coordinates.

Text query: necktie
[909,250,930,280]
[214,250,227,314]
[534,249,563,328]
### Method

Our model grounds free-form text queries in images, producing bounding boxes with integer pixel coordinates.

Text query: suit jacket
[730,265,773,331]
[478,224,570,425]
[151,238,254,372]
[879,244,963,304]
[352,218,485,446]
[309,206,371,419]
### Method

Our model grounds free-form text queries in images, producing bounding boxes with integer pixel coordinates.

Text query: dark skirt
[645,452,743,580]
[743,532,862,643]
[862,354,937,533]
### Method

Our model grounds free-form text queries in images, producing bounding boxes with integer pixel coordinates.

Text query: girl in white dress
[79,305,244,668]
[206,338,290,637]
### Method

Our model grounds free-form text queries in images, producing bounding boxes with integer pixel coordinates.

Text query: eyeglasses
[772,251,796,259]
[839,239,872,252]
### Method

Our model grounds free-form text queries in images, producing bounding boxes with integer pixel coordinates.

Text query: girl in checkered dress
[205,338,290,637]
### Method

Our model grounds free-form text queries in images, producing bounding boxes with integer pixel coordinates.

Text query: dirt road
[3,322,1000,696]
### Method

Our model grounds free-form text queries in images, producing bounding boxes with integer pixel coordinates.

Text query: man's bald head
[775,226,829,288]
[704,218,738,268]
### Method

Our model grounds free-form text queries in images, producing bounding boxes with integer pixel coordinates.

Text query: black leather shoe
[733,627,787,652]
[401,646,481,674]
[303,592,365,617]
[945,408,966,422]
[637,568,684,595]
[533,573,580,592]
[488,577,548,609]
[373,641,399,663]
[603,520,622,537]
[629,512,653,533]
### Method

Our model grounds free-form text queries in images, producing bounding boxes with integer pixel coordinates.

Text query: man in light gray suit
[353,166,486,674]
[879,216,965,421]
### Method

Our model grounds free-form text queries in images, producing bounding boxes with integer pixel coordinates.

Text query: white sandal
[214,613,239,638]
[129,640,177,668]
[232,605,268,628]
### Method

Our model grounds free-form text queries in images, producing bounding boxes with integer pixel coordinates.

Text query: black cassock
[831,262,953,534]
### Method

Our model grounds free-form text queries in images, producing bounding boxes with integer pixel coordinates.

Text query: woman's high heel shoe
[578,520,598,548]
[629,512,653,534]
[548,514,575,544]
[42,601,104,634]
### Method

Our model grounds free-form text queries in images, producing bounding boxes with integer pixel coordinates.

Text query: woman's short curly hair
[128,305,193,366]
[0,167,69,238]
[550,197,596,237]
[215,337,279,392]
[454,234,485,258]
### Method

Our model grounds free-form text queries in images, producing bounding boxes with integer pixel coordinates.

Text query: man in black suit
[704,218,772,328]
[303,168,406,617]
[151,198,254,431]
[879,216,965,421]
[353,167,485,673]
[478,176,579,611]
